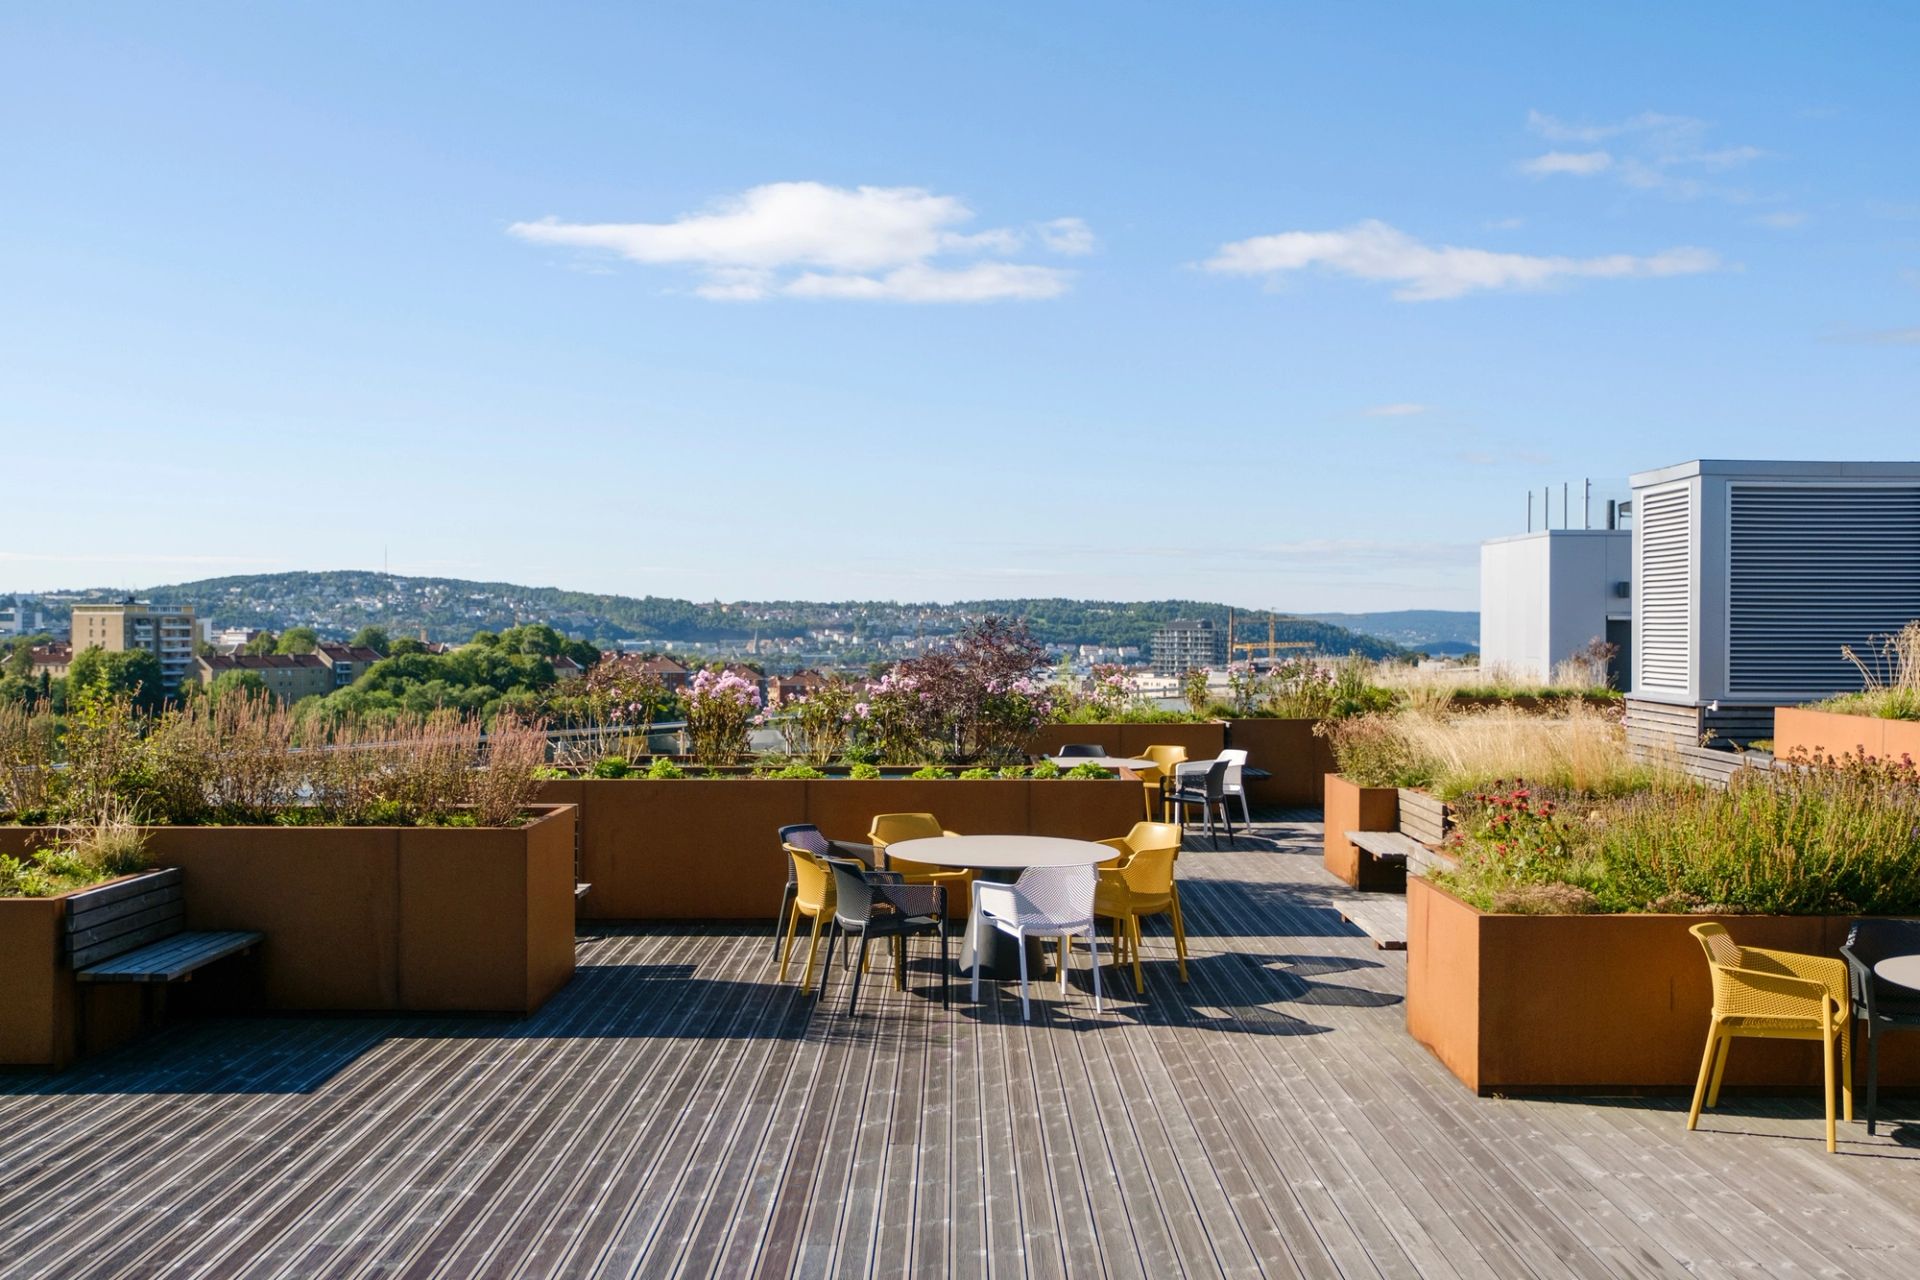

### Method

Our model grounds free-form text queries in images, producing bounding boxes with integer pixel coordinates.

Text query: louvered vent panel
[1728,485,1920,697]
[1637,486,1692,691]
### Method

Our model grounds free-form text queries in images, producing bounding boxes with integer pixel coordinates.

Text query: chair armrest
[876,882,946,918]
[1840,945,1874,1008]
[971,882,1017,919]
[1744,947,1850,1007]
[1717,965,1840,1020]
[829,839,878,866]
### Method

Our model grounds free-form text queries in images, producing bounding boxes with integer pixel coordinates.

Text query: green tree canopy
[275,626,320,655]
[348,625,391,654]
[243,631,279,655]
[66,647,166,713]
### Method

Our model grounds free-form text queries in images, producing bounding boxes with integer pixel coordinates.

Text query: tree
[388,637,428,656]
[348,625,391,655]
[65,646,166,713]
[243,631,279,655]
[208,669,268,703]
[276,627,320,655]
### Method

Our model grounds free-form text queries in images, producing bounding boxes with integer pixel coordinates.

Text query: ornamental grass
[1436,753,1920,916]
[1320,703,1661,800]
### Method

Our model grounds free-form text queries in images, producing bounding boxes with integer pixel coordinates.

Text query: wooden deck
[5,811,1920,1278]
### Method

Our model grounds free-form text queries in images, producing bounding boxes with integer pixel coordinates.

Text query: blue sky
[3,2,1916,612]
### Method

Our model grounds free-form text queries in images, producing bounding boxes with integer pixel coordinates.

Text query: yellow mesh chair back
[867,812,969,887]
[1140,747,1188,820]
[778,847,835,992]
[1685,922,1852,1152]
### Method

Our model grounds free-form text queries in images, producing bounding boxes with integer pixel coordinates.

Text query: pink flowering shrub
[684,667,762,767]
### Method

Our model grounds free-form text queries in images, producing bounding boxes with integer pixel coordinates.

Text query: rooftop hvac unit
[1629,459,1920,707]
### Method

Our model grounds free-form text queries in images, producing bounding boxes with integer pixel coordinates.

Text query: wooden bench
[1342,830,1418,891]
[67,868,263,985]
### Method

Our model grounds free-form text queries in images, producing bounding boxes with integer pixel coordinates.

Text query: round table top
[1875,955,1920,992]
[1046,755,1152,772]
[885,835,1115,871]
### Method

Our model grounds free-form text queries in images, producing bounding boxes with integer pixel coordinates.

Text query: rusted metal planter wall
[1773,705,1920,766]
[1223,719,1335,808]
[535,778,1142,920]
[1320,774,1399,889]
[1406,876,1920,1095]
[0,806,577,1067]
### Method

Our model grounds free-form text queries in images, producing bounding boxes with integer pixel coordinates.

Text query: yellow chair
[778,846,834,994]
[1130,764,1165,823]
[867,812,973,895]
[1687,922,1852,1153]
[1140,745,1188,820]
[1094,822,1188,988]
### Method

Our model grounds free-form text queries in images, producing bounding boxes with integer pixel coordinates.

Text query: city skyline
[5,4,1917,608]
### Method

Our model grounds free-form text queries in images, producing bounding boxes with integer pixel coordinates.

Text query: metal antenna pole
[1584,479,1591,529]
[1527,491,1533,531]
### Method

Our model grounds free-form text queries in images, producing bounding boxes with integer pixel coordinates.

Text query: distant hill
[1302,609,1479,653]
[29,572,1407,659]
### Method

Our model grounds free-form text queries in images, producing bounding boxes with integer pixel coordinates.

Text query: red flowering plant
[1447,779,1584,885]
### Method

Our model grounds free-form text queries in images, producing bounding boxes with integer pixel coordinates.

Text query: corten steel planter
[1026,722,1227,763]
[1321,774,1400,889]
[1773,705,1920,767]
[1224,719,1335,809]
[0,805,576,1059]
[1406,876,1920,1095]
[534,777,1143,920]
[0,877,150,1069]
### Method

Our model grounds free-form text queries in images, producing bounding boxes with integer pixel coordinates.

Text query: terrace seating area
[6,810,1920,1278]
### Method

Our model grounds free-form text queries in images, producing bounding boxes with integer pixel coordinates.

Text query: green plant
[958,767,996,780]
[1181,668,1210,716]
[996,765,1029,779]
[645,756,688,780]
[683,668,762,767]
[848,762,882,780]
[1064,762,1114,779]
[909,765,948,780]
[1029,759,1062,780]
[591,755,632,779]
[775,676,862,765]
[842,740,881,766]
[1316,714,1431,789]
[767,762,827,779]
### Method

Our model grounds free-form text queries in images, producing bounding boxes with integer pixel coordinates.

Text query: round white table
[1875,955,1920,993]
[886,835,1114,978]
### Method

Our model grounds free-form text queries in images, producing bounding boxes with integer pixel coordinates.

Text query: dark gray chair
[773,824,874,963]
[1058,743,1109,758]
[1168,759,1234,848]
[1841,918,1920,1135]
[817,856,949,1015]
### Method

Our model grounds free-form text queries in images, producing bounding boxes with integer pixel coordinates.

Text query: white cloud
[1036,216,1097,255]
[1204,219,1724,302]
[1522,110,1763,199]
[1752,210,1809,230]
[1362,403,1430,417]
[510,182,1087,302]
[1833,327,1920,346]
[1521,150,1613,177]
[1484,216,1527,230]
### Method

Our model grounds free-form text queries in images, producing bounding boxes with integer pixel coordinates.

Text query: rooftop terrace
[5,813,1919,1278]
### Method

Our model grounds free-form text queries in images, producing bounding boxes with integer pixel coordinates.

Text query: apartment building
[1149,619,1222,676]
[69,600,198,691]
[196,652,336,703]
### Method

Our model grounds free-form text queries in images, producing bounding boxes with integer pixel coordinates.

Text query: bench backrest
[65,868,185,970]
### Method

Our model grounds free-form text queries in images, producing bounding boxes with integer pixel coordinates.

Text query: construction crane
[1226,610,1314,668]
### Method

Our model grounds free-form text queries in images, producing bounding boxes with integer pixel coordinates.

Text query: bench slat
[67,882,182,932]
[69,896,185,951]
[65,867,182,912]
[75,931,264,984]
[71,916,185,971]
[1344,830,1421,864]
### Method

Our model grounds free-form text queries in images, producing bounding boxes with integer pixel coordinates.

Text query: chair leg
[968,904,983,1005]
[1867,1027,1881,1136]
[777,906,804,983]
[895,931,908,992]
[817,922,840,1002]
[1823,1024,1838,1154]
[1059,935,1071,994]
[940,922,951,1009]
[1017,929,1031,1021]
[1170,894,1189,984]
[1128,915,1145,993]
[1235,792,1251,827]
[799,913,825,995]
[1840,1018,1854,1123]
[772,884,796,963]
[1089,931,1103,1013]
[1688,1026,1719,1130]
[1220,799,1235,841]
[1706,1033,1732,1108]
[848,934,870,1016]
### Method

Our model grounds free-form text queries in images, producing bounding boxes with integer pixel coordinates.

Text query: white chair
[1219,748,1252,826]
[968,864,1103,1020]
